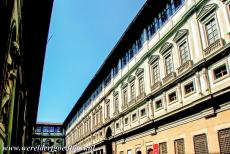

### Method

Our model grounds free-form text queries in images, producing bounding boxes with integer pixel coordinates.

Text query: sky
[37,0,146,123]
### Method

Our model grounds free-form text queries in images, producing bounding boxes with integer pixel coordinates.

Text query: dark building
[32,122,65,154]
[0,0,53,153]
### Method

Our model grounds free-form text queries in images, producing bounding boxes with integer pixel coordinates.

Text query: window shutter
[159,142,167,154]
[218,128,230,154]
[193,134,209,154]
[175,139,185,154]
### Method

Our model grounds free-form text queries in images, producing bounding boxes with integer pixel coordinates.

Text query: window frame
[151,61,160,85]
[201,12,221,47]
[211,60,230,84]
[177,37,191,65]
[163,50,174,75]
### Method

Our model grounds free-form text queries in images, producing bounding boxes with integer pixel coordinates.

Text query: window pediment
[148,55,159,65]
[159,42,173,55]
[128,75,135,83]
[135,68,144,76]
[113,91,118,96]
[121,82,128,89]
[173,29,189,42]
[197,3,218,21]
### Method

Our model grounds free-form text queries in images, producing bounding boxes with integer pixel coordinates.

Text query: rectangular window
[159,142,167,154]
[168,92,177,103]
[184,82,195,95]
[123,89,128,105]
[155,100,163,110]
[179,40,190,65]
[139,77,145,95]
[116,122,119,129]
[218,128,230,154]
[120,151,124,154]
[106,102,110,118]
[130,82,135,100]
[165,53,174,75]
[140,108,146,117]
[35,126,42,133]
[124,117,129,125]
[205,18,219,45]
[152,64,160,84]
[214,64,228,80]
[174,138,185,154]
[127,150,132,154]
[114,94,119,113]
[132,113,137,121]
[100,108,102,123]
[193,134,209,154]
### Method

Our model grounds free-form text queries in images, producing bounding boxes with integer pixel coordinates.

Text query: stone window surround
[182,78,196,98]
[167,88,178,105]
[209,59,230,84]
[199,8,221,48]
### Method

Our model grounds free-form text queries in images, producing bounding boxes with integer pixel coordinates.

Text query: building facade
[64,0,230,154]
[0,0,53,153]
[32,122,65,154]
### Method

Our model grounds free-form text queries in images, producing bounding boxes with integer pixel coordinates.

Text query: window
[130,82,136,100]
[164,52,174,75]
[127,150,132,154]
[35,126,41,133]
[205,18,219,45]
[193,134,209,154]
[168,92,177,103]
[179,40,190,65]
[123,88,128,105]
[218,128,230,154]
[159,142,167,154]
[140,108,146,117]
[120,151,124,154]
[43,126,49,133]
[155,100,163,110]
[124,117,129,125]
[184,82,195,95]
[100,108,102,123]
[152,63,160,84]
[138,77,145,95]
[114,94,119,113]
[106,102,110,118]
[116,122,119,129]
[213,64,228,80]
[174,139,185,154]
[132,113,137,121]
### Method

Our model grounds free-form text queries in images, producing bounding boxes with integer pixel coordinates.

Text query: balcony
[136,92,146,101]
[163,72,176,84]
[151,81,162,92]
[177,60,193,74]
[203,38,225,56]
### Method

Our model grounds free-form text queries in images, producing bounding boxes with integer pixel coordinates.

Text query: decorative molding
[135,68,144,76]
[128,75,136,83]
[121,82,128,89]
[159,42,173,55]
[197,3,218,21]
[148,55,160,65]
[173,29,189,42]
[113,91,119,96]
[177,60,193,74]
[203,38,225,56]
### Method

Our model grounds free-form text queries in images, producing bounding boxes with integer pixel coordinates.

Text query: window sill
[163,72,176,84]
[177,60,193,74]
[203,38,225,56]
